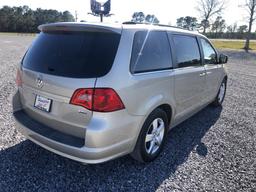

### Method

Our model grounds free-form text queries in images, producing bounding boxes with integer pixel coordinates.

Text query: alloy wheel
[145,118,165,155]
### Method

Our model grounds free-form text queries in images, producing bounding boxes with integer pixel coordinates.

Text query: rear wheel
[131,108,168,163]
[212,78,227,106]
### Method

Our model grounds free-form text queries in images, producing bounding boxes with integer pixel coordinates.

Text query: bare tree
[196,0,225,33]
[243,0,256,51]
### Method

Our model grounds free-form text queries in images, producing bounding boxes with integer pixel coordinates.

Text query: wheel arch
[157,104,173,125]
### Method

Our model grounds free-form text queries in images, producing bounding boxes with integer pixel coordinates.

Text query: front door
[200,38,223,102]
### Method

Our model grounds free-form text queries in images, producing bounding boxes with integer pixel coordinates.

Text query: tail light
[16,69,22,86]
[70,88,125,112]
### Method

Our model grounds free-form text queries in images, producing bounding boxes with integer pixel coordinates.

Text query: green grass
[212,40,256,50]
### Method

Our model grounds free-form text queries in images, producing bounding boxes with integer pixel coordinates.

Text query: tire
[212,78,227,107]
[131,108,168,163]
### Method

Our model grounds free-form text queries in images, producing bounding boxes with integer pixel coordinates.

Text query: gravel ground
[0,35,255,192]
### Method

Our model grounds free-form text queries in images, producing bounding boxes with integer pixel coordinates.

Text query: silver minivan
[13,22,228,164]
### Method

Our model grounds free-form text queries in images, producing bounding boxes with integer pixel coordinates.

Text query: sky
[0,0,248,27]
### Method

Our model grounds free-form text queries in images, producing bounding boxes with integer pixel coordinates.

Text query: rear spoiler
[38,22,122,34]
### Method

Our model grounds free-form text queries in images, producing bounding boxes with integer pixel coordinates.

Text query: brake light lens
[93,89,125,112]
[70,88,94,110]
[70,88,125,112]
[16,69,22,86]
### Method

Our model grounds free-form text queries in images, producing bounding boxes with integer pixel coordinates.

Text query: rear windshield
[22,31,121,78]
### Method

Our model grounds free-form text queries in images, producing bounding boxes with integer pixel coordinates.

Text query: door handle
[199,72,206,77]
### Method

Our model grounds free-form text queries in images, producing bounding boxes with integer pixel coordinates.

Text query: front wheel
[212,78,227,106]
[131,108,168,163]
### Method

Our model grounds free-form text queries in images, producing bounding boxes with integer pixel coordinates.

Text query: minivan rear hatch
[19,23,121,138]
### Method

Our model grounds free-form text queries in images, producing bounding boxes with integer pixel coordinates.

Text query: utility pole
[75,11,78,22]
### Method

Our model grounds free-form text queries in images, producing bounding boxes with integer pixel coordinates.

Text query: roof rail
[122,21,192,31]
[154,24,190,31]
[122,21,137,25]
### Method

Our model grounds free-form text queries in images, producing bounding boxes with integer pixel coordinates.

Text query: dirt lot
[0,35,255,192]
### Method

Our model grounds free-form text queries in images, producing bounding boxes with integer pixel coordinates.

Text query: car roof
[39,22,205,38]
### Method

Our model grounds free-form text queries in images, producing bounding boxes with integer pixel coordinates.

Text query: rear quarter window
[130,31,172,73]
[22,31,121,78]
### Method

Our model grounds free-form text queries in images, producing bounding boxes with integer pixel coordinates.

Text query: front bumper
[12,91,143,164]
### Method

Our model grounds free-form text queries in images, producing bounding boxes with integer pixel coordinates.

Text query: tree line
[132,0,256,51]
[132,1,256,40]
[1,0,256,51]
[131,12,159,24]
[196,0,256,51]
[175,16,256,40]
[0,5,75,33]
[131,12,256,40]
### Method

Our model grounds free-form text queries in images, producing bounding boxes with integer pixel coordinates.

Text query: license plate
[34,95,52,112]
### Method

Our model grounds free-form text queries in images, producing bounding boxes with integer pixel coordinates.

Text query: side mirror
[219,54,228,64]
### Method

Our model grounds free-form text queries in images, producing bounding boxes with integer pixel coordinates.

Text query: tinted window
[22,31,121,78]
[172,35,201,68]
[131,31,172,73]
[200,38,217,64]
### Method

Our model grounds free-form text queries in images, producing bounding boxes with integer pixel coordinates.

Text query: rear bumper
[12,91,143,164]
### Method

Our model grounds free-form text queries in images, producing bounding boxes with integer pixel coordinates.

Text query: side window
[200,38,217,64]
[130,31,172,73]
[172,35,201,68]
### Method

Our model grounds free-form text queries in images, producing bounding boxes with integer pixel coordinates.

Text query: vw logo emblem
[36,75,44,88]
